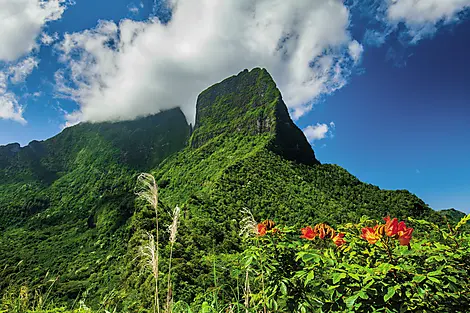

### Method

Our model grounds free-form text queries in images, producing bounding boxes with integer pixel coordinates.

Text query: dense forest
[0,68,467,312]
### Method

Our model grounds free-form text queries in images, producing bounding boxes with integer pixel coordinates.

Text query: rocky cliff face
[190,68,319,165]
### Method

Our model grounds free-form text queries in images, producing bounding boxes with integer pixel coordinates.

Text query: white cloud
[41,32,60,45]
[55,0,362,125]
[9,57,39,84]
[0,92,27,125]
[387,0,470,42]
[0,72,26,124]
[0,0,68,61]
[329,121,336,138]
[348,40,364,64]
[303,123,331,143]
[62,110,82,129]
[0,73,7,94]
[0,57,40,124]
[388,0,470,25]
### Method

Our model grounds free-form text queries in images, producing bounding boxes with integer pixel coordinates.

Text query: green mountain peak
[190,68,319,165]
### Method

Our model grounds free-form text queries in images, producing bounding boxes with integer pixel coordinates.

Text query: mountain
[190,68,318,165]
[0,108,190,228]
[0,68,446,311]
[439,208,467,223]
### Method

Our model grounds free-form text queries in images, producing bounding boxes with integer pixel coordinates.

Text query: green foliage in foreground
[4,214,470,313]
[238,216,470,313]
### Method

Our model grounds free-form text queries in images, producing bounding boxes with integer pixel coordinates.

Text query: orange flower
[300,226,316,240]
[374,224,385,236]
[313,223,335,239]
[332,233,346,247]
[261,220,276,231]
[257,223,267,236]
[361,227,381,244]
[318,226,326,239]
[383,216,399,237]
[397,221,413,246]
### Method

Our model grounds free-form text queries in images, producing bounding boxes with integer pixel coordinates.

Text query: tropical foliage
[237,214,470,312]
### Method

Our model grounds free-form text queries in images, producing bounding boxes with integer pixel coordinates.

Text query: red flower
[383,216,399,237]
[257,223,267,236]
[397,221,413,246]
[300,226,316,240]
[332,233,346,247]
[361,227,381,244]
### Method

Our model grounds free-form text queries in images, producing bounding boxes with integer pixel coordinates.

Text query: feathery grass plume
[140,232,160,313]
[136,173,159,219]
[136,173,160,313]
[140,233,158,276]
[239,208,258,238]
[165,206,181,313]
[168,206,181,245]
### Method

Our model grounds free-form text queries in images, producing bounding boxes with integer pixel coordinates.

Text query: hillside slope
[0,68,441,311]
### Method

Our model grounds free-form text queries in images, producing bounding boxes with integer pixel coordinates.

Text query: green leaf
[332,272,346,284]
[384,286,396,302]
[348,273,361,281]
[302,253,321,263]
[413,274,426,283]
[428,270,442,277]
[305,270,315,286]
[358,290,369,300]
[427,276,441,284]
[201,302,211,313]
[345,294,359,309]
[280,282,287,296]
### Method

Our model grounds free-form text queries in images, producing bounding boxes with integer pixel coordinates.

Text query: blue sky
[0,0,469,213]
[299,18,470,213]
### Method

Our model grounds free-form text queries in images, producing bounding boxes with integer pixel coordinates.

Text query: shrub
[241,215,470,312]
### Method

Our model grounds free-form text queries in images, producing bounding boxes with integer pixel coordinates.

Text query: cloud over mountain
[55,0,362,125]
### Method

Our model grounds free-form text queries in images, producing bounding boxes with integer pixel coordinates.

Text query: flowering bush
[241,215,470,312]
[361,217,413,247]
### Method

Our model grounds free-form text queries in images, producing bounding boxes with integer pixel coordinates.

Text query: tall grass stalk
[140,232,160,313]
[37,276,59,310]
[165,206,181,313]
[136,173,160,313]
[239,208,266,313]
[243,269,250,313]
